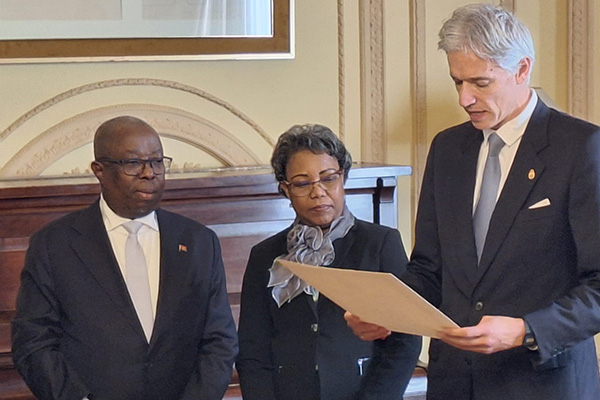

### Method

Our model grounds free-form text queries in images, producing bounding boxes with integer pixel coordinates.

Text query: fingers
[344,311,391,341]
[439,316,526,354]
[439,327,488,353]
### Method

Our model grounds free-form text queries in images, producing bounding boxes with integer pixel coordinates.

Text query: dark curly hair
[271,124,352,195]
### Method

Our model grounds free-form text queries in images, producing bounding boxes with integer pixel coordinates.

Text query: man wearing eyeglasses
[12,116,238,400]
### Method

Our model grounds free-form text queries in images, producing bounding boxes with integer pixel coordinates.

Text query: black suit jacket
[403,100,600,399]
[12,202,238,400]
[237,219,421,400]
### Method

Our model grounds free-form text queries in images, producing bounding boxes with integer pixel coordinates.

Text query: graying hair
[271,124,352,195]
[438,4,535,75]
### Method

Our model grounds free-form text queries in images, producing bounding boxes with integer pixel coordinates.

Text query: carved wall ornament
[0,79,271,179]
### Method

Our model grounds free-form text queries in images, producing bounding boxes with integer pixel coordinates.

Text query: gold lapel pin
[528,169,536,180]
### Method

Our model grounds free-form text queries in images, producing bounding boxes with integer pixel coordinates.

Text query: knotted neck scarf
[268,206,355,307]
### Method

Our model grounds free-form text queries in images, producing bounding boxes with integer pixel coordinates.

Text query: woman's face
[282,150,346,229]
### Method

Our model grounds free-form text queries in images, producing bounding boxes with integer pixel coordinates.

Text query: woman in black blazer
[236,124,421,400]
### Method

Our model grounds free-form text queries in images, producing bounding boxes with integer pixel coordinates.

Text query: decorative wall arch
[0,104,263,178]
[0,78,273,179]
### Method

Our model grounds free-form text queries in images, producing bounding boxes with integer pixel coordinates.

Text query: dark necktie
[473,133,505,262]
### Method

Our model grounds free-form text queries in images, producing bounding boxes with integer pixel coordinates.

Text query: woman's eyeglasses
[283,169,344,197]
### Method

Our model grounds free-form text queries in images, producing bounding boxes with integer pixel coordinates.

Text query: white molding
[568,0,592,119]
[337,0,346,141]
[359,0,386,163]
[499,0,515,12]
[410,0,428,214]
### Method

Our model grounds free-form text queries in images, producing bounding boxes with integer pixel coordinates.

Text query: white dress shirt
[473,90,539,212]
[99,195,161,317]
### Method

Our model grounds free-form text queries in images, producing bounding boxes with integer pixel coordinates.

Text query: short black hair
[271,124,352,194]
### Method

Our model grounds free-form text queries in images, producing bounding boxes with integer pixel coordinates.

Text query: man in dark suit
[346,4,600,399]
[12,116,238,400]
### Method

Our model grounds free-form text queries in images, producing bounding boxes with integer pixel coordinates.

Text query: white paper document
[277,259,459,338]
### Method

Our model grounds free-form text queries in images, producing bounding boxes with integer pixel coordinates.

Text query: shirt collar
[99,194,159,232]
[482,89,538,147]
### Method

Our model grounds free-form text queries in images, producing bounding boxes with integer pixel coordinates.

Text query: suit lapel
[313,224,357,317]
[70,202,146,338]
[150,209,187,348]
[330,224,356,270]
[475,101,550,279]
[441,127,483,295]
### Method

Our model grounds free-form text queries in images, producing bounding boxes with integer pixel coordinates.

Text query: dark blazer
[237,219,421,400]
[12,201,238,400]
[403,100,600,400]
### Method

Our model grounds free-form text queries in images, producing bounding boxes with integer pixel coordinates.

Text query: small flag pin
[178,244,188,252]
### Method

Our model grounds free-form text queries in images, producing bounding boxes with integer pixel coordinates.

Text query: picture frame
[0,0,293,63]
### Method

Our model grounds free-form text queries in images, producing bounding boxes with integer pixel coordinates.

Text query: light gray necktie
[123,221,154,342]
[473,133,505,262]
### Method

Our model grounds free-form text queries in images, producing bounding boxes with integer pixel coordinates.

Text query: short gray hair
[438,4,535,75]
[271,124,352,194]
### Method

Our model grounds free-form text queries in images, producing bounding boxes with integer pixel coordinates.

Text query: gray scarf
[268,206,355,307]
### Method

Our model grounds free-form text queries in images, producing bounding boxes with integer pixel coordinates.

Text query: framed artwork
[0,0,293,62]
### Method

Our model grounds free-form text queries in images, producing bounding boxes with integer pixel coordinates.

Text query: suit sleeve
[236,245,278,400]
[11,230,90,400]
[357,228,422,400]
[181,230,238,400]
[525,127,600,365]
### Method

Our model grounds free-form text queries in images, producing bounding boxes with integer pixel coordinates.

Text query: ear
[279,182,291,199]
[91,161,105,183]
[515,57,532,85]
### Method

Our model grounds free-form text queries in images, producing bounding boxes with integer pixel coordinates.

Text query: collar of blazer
[70,201,148,338]
[474,100,549,280]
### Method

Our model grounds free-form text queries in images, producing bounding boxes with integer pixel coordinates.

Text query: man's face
[92,126,166,219]
[448,50,530,131]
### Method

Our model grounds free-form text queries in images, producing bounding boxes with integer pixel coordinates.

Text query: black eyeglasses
[283,169,344,197]
[97,157,173,176]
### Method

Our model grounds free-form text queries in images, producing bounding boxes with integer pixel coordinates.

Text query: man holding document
[346,4,600,400]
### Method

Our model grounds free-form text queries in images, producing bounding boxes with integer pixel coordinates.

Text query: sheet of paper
[277,259,458,338]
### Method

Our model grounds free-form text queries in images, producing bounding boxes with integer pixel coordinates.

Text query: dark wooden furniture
[0,163,422,400]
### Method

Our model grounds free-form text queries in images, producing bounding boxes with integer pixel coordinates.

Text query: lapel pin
[178,244,188,252]
[528,169,535,180]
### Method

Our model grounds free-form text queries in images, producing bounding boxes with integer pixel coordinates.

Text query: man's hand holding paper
[439,315,526,354]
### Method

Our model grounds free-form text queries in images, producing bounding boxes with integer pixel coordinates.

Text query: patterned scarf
[268,206,355,307]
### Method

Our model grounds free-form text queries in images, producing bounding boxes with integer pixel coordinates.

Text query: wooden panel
[0,251,25,312]
[220,234,275,293]
[0,322,11,354]
[164,197,295,225]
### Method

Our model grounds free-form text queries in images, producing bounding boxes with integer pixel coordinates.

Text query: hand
[439,315,526,354]
[344,311,391,341]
